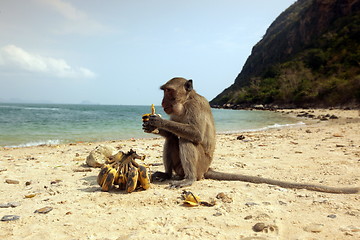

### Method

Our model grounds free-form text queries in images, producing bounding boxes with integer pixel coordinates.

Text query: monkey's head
[160,77,193,116]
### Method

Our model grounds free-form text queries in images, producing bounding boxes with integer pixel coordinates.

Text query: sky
[0,0,296,105]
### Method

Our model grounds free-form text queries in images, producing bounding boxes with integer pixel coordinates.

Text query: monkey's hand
[142,121,159,133]
[147,114,164,128]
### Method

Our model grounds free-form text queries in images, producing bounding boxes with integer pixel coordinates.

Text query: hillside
[211,0,360,108]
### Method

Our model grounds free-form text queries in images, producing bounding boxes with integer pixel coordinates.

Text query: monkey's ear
[185,79,193,92]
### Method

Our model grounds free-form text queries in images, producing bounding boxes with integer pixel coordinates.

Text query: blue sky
[0,0,295,105]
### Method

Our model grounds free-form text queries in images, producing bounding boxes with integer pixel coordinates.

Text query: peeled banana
[142,104,156,122]
[96,149,151,193]
[142,104,161,134]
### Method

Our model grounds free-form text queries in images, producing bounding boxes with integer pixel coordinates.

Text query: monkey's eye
[164,88,173,93]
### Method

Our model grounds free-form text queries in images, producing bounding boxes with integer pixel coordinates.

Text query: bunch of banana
[142,104,160,134]
[97,149,151,193]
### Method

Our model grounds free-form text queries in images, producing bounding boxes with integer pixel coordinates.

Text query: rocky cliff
[211,0,360,108]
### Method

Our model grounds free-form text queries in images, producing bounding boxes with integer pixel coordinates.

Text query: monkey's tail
[204,169,359,194]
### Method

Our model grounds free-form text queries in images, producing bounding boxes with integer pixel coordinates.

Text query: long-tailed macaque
[143,77,359,194]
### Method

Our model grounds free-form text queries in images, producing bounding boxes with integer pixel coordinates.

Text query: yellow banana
[97,150,151,193]
[121,165,128,179]
[114,170,127,190]
[107,151,125,164]
[119,174,127,190]
[97,164,112,186]
[101,167,117,192]
[126,164,139,193]
[138,164,151,190]
[113,168,121,185]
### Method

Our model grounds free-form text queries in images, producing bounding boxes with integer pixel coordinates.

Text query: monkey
[143,77,359,194]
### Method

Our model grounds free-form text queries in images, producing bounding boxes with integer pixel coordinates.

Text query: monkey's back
[186,91,216,177]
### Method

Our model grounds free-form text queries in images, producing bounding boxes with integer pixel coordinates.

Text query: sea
[0,103,304,148]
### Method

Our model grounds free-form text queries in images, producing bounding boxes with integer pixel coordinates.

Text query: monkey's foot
[170,179,195,188]
[151,171,171,182]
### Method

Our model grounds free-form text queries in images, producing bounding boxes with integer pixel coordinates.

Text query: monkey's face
[161,88,173,114]
[161,88,179,115]
[160,78,192,116]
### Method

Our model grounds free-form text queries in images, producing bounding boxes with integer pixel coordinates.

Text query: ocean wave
[23,107,60,111]
[218,121,305,134]
[5,139,62,148]
[0,105,59,111]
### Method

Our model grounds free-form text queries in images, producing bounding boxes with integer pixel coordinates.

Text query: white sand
[1,109,359,240]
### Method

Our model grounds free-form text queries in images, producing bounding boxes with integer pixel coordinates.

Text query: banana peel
[182,191,216,207]
[183,191,201,206]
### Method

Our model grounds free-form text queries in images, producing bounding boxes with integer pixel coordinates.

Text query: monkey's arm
[147,115,202,143]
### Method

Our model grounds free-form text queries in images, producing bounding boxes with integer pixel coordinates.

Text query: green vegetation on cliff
[211,0,360,108]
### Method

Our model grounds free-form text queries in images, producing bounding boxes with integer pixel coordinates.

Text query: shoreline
[1,108,359,239]
[211,103,360,111]
[1,120,307,149]
[0,110,302,149]
[3,107,357,149]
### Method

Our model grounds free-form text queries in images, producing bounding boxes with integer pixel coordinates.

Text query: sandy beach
[1,109,359,240]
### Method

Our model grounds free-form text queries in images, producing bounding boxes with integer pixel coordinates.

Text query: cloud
[35,0,111,35]
[38,0,87,21]
[0,45,96,79]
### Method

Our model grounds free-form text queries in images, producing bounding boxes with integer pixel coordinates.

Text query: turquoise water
[0,103,302,147]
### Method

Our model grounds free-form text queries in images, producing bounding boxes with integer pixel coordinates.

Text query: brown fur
[143,77,359,193]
